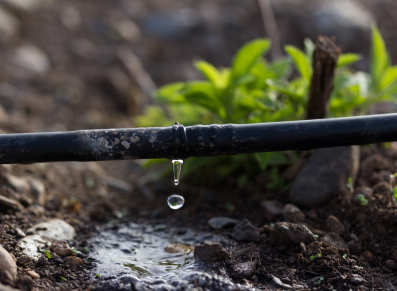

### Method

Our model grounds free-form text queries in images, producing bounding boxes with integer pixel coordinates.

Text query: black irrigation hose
[0,113,397,164]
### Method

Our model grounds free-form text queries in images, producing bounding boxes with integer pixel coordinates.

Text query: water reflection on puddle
[90,223,220,278]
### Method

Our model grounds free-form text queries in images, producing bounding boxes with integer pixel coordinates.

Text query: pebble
[326,215,345,235]
[269,222,316,245]
[5,174,30,193]
[0,245,17,284]
[16,255,31,266]
[50,240,74,256]
[207,217,240,230]
[0,194,23,211]
[363,250,373,258]
[103,176,133,193]
[64,256,83,268]
[15,228,26,238]
[385,260,397,270]
[26,270,40,279]
[289,146,360,207]
[321,233,348,249]
[27,178,46,206]
[27,219,76,240]
[194,241,230,262]
[13,44,50,75]
[0,8,19,40]
[261,200,284,221]
[164,244,193,254]
[60,6,81,30]
[231,218,259,242]
[231,262,254,279]
[348,274,365,285]
[282,204,305,223]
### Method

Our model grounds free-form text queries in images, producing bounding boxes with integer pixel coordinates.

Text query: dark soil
[1,0,397,290]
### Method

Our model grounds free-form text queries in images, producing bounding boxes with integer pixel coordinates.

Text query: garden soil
[1,0,397,290]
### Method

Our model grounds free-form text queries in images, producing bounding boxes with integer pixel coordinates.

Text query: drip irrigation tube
[0,114,397,164]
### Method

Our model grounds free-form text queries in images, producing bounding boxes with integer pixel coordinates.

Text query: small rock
[351,233,359,242]
[373,181,390,196]
[194,241,230,262]
[289,146,360,207]
[282,204,305,223]
[270,276,294,289]
[50,240,74,256]
[13,45,50,75]
[231,262,254,279]
[208,217,240,230]
[384,282,396,290]
[348,274,365,285]
[231,219,259,242]
[0,245,17,284]
[5,174,30,193]
[0,195,23,211]
[26,270,40,279]
[60,6,81,30]
[18,235,47,260]
[385,260,397,270]
[64,256,83,269]
[16,255,31,266]
[269,222,316,245]
[300,242,307,254]
[261,200,284,221]
[27,219,76,241]
[164,244,193,254]
[27,178,46,206]
[363,250,373,258]
[16,228,26,238]
[26,204,45,217]
[321,233,348,249]
[260,225,272,236]
[326,215,345,235]
[0,8,19,41]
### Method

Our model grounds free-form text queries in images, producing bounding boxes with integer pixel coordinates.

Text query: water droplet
[167,195,185,210]
[172,159,183,185]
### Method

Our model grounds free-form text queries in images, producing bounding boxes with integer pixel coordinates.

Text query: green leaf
[254,152,271,170]
[371,26,388,88]
[154,82,185,103]
[182,82,226,119]
[380,66,397,89]
[195,61,228,88]
[304,38,315,66]
[231,38,271,81]
[284,45,312,81]
[266,79,304,101]
[337,53,361,68]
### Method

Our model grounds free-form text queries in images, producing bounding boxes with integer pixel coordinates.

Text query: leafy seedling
[317,277,324,285]
[346,177,353,193]
[310,253,322,261]
[83,247,89,254]
[40,249,52,259]
[357,194,368,206]
[59,276,67,281]
[343,253,348,259]
[96,274,101,278]
[393,187,397,204]
[72,247,82,255]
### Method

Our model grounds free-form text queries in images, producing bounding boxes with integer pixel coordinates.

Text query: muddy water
[89,223,253,290]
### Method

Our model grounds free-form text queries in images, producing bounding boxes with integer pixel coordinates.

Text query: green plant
[72,247,82,255]
[317,277,324,285]
[310,253,322,261]
[136,26,397,185]
[40,249,51,259]
[393,187,397,204]
[357,194,368,206]
[83,247,89,254]
[59,276,67,281]
[346,177,353,193]
[343,253,348,259]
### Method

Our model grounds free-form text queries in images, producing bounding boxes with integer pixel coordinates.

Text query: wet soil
[1,0,397,290]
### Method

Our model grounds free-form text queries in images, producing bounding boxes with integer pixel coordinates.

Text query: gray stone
[208,217,240,230]
[0,245,17,284]
[27,219,75,241]
[194,241,229,262]
[5,174,30,193]
[261,200,284,221]
[321,233,348,249]
[283,204,305,223]
[385,260,397,270]
[231,262,254,279]
[326,215,345,235]
[0,195,23,211]
[13,45,50,74]
[289,146,360,208]
[348,274,365,285]
[269,222,316,246]
[0,8,19,41]
[231,219,259,242]
[27,178,46,206]
[103,176,133,193]
[15,228,26,238]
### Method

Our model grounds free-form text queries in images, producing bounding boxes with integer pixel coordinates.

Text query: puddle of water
[90,223,221,279]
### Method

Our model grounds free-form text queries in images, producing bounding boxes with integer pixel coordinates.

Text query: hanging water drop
[167,195,185,210]
[172,159,183,185]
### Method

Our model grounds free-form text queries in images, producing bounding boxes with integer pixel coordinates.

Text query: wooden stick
[306,36,341,120]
